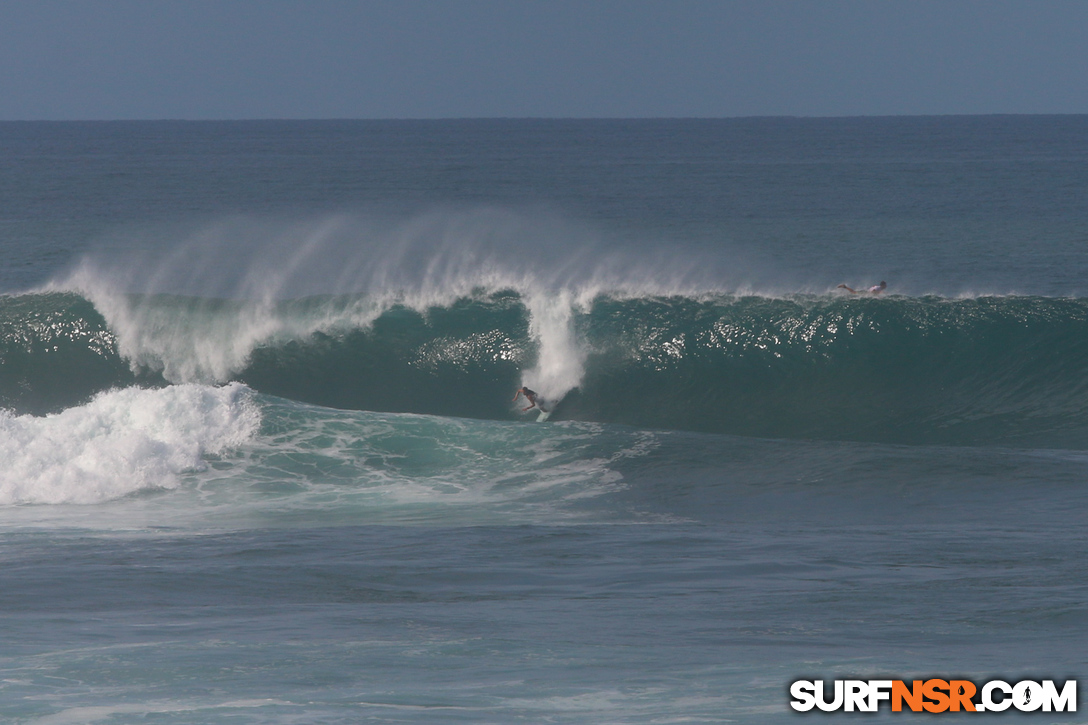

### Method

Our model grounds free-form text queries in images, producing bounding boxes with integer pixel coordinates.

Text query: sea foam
[0,383,259,505]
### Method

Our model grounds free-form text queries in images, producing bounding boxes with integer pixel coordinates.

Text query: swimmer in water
[837,281,887,294]
[513,386,547,413]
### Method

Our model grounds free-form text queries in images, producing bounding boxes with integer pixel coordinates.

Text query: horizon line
[1,112,1086,123]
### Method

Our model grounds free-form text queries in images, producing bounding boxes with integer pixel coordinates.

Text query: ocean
[0,117,1085,722]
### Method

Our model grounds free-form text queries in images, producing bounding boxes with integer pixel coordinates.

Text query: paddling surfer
[513,386,547,413]
[837,281,886,295]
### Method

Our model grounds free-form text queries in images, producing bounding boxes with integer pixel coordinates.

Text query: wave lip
[0,383,259,505]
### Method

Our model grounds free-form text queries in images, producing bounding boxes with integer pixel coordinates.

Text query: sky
[0,0,1086,120]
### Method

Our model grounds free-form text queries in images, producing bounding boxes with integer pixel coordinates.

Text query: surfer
[513,386,546,413]
[837,281,886,295]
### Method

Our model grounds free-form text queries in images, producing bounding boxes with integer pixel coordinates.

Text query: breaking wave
[3,288,1087,448]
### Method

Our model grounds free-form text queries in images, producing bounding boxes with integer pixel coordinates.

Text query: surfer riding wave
[513,386,547,413]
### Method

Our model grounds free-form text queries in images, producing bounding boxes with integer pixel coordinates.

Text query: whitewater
[0,118,1085,723]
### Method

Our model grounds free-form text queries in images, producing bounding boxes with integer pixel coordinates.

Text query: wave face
[567,294,1088,447]
[0,293,142,414]
[4,290,1088,448]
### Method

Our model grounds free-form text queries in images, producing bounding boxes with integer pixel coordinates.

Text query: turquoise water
[0,118,1085,723]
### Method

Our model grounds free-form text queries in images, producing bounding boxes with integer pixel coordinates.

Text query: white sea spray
[0,383,260,504]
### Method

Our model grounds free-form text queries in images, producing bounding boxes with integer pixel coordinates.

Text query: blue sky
[1,0,1086,119]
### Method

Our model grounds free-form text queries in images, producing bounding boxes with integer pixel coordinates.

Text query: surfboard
[537,410,551,422]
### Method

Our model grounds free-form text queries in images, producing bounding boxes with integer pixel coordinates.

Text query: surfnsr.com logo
[789,679,1077,713]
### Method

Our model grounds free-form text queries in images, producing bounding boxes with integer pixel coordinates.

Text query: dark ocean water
[0,118,1085,723]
